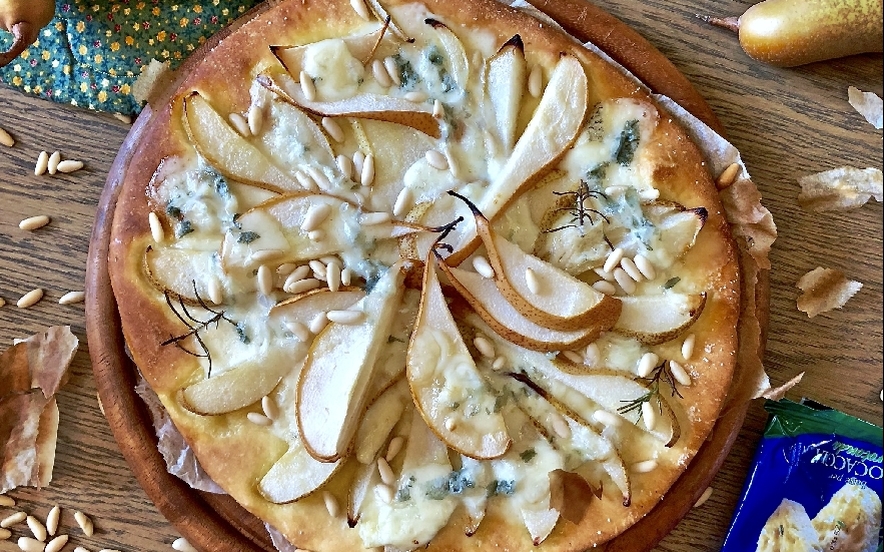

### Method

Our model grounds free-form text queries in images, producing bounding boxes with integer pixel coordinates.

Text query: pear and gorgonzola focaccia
[107,0,741,549]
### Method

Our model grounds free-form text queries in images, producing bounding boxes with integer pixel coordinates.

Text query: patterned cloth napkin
[0,0,261,115]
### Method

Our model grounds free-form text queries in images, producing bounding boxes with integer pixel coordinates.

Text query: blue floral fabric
[0,0,260,115]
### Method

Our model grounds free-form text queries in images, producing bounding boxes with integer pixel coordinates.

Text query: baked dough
[757,499,824,552]
[813,483,882,552]
[107,0,741,549]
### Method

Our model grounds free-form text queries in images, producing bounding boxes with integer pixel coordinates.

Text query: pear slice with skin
[347,460,380,526]
[143,246,226,306]
[180,356,295,416]
[353,378,409,464]
[438,261,602,352]
[613,292,707,345]
[425,18,470,92]
[458,455,493,536]
[272,32,385,77]
[258,442,342,504]
[182,91,300,193]
[407,253,511,460]
[297,262,407,462]
[446,52,589,265]
[484,35,527,155]
[269,288,365,321]
[453,191,622,331]
[257,70,441,139]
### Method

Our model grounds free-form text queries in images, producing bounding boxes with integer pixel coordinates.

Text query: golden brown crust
[107,0,741,550]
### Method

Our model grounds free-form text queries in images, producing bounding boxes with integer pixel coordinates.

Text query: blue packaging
[723,399,883,552]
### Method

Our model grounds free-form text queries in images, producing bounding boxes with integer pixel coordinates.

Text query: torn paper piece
[798,167,883,211]
[760,372,805,401]
[796,268,863,318]
[848,87,883,129]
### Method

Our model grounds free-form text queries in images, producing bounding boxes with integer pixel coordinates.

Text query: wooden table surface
[0,0,881,550]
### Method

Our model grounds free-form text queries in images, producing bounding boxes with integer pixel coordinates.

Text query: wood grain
[0,0,880,551]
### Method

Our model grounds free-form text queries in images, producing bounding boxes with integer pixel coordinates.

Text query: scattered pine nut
[491,356,506,371]
[295,170,319,192]
[360,153,375,187]
[34,151,50,176]
[612,268,636,294]
[682,334,696,361]
[584,342,600,364]
[620,256,644,282]
[603,248,625,274]
[45,506,60,537]
[0,297,5,308]
[336,154,355,180]
[561,350,583,364]
[47,151,61,175]
[16,536,45,552]
[45,534,68,552]
[326,262,342,292]
[375,484,394,504]
[302,203,333,233]
[376,458,395,486]
[247,103,264,136]
[250,249,284,264]
[57,160,85,174]
[593,267,615,282]
[404,91,428,103]
[641,401,657,432]
[592,410,621,428]
[550,415,571,440]
[527,65,543,98]
[73,511,93,537]
[432,99,444,119]
[247,412,273,426]
[352,151,366,177]
[58,291,86,305]
[305,166,332,191]
[171,537,197,552]
[591,280,617,295]
[16,288,44,309]
[261,396,279,420]
[693,486,714,508]
[392,187,413,218]
[637,352,659,378]
[525,267,540,294]
[148,212,165,243]
[716,162,740,190]
[385,436,404,462]
[372,59,393,88]
[0,511,25,528]
[634,255,656,281]
[321,117,345,143]
[471,256,494,279]
[257,265,274,296]
[322,491,340,518]
[285,320,311,342]
[630,460,658,474]
[207,277,223,305]
[227,114,249,139]
[299,71,317,101]
[341,267,353,287]
[360,211,390,226]
[99,549,122,552]
[0,495,14,507]
[473,336,495,358]
[326,309,365,324]
[444,417,457,431]
[19,215,51,231]
[308,229,326,242]
[383,57,401,86]
[425,149,448,171]
[0,527,10,540]
[0,126,14,147]
[308,311,329,334]
[73,547,91,552]
[669,360,692,386]
[284,265,311,289]
[26,515,47,542]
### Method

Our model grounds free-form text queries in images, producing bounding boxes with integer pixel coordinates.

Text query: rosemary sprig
[543,180,610,236]
[617,360,684,422]
[161,281,236,378]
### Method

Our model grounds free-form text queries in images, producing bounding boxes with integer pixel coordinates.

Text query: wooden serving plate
[85,1,764,550]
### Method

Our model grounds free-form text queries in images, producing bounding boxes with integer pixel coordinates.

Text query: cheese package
[723,399,883,552]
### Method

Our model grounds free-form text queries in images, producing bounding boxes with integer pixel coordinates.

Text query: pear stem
[696,14,741,34]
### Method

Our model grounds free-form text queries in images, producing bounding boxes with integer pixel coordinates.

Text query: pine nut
[308,229,326,242]
[392,187,413,217]
[592,410,621,428]
[228,112,250,137]
[681,334,696,361]
[716,162,740,190]
[641,401,657,432]
[593,267,615,281]
[0,297,5,308]
[16,288,44,309]
[613,268,636,295]
[285,320,311,342]
[73,547,91,552]
[0,496,13,507]
[172,537,197,552]
[309,259,327,280]
[58,291,86,305]
[360,153,375,187]
[634,255,656,280]
[26,516,47,542]
[528,65,543,97]
[404,91,427,103]
[473,336,495,358]
[561,350,583,364]
[432,99,444,119]
[551,415,571,439]
[35,151,50,175]
[375,484,394,504]
[471,256,494,279]
[323,491,340,518]
[0,126,14,147]
[336,154,355,180]
[56,160,84,173]
[299,71,316,101]
[631,460,658,474]
[637,352,659,378]
[247,103,264,136]
[257,265,274,295]
[309,312,329,334]
[0,527,10,539]
[302,203,332,233]
[283,265,309,288]
[305,165,331,191]
[584,342,600,363]
[321,117,345,143]
[48,151,61,175]
[385,436,404,462]
[603,248,625,274]
[326,309,365,324]
[620,256,644,282]
[377,458,395,486]
[352,150,365,177]
[372,59,393,88]
[525,267,540,294]
[17,536,45,552]
[1,511,25,528]
[45,535,68,552]
[491,356,506,370]
[287,278,322,295]
[73,511,93,536]
[669,361,692,386]
[350,0,371,19]
[341,267,353,286]
[250,249,284,264]
[592,280,617,295]
[360,212,390,226]
[425,149,448,170]
[693,486,714,508]
[444,417,457,431]
[326,261,342,292]
[247,412,273,426]
[295,170,319,192]
[148,211,164,243]
[19,215,51,231]
[383,57,401,86]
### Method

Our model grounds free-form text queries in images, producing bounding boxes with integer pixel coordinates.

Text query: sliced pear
[258,443,342,504]
[458,455,492,536]
[144,246,221,304]
[407,254,510,459]
[180,357,294,416]
[272,33,384,78]
[270,288,365,325]
[182,91,299,193]
[257,70,441,139]
[347,460,380,526]
[354,378,409,464]
[643,203,707,269]
[297,262,406,462]
[484,35,526,155]
[447,53,589,264]
[425,18,470,92]
[613,292,707,345]
[439,262,602,352]
[458,193,622,331]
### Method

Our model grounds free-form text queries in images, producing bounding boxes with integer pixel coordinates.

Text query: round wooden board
[85,1,763,551]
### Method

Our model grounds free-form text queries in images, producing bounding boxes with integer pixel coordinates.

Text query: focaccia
[107,0,741,549]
